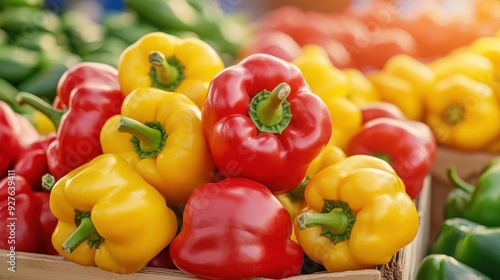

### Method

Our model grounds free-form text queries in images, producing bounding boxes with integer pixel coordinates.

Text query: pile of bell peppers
[417,157,500,279]
[0,29,430,279]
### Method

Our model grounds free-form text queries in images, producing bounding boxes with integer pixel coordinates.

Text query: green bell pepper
[430,218,485,256]
[455,228,500,279]
[0,45,40,85]
[417,254,491,280]
[447,164,500,226]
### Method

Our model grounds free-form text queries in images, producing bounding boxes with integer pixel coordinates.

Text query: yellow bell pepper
[29,109,56,135]
[292,44,349,100]
[429,51,495,87]
[383,54,435,102]
[49,153,178,274]
[424,74,500,151]
[328,98,363,152]
[368,71,422,121]
[100,87,215,208]
[467,36,500,82]
[117,32,224,109]
[277,143,346,220]
[342,68,380,106]
[294,155,419,272]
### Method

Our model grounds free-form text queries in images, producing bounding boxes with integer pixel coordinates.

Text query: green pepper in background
[60,10,104,56]
[417,254,491,280]
[0,0,44,10]
[447,164,500,226]
[102,11,159,45]
[0,6,62,37]
[80,37,129,67]
[0,45,40,85]
[124,0,247,57]
[17,53,80,101]
[430,218,486,256]
[455,228,500,279]
[445,167,475,219]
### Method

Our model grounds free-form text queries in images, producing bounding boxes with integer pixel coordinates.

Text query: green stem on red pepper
[297,200,356,244]
[118,117,167,158]
[372,152,392,165]
[447,166,474,194]
[249,82,292,134]
[62,213,102,254]
[16,92,64,129]
[149,51,184,91]
[41,173,56,192]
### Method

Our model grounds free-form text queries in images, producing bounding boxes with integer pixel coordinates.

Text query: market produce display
[2,0,500,279]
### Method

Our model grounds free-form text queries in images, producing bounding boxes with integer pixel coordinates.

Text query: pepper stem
[41,174,56,192]
[372,152,392,165]
[16,92,64,129]
[249,82,292,133]
[62,216,102,254]
[447,166,474,194]
[297,200,355,244]
[443,103,465,126]
[118,117,167,158]
[287,177,309,201]
[149,51,179,86]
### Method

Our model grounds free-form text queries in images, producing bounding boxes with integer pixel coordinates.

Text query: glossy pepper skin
[49,154,178,274]
[100,87,214,208]
[446,164,500,226]
[13,133,55,191]
[294,155,419,272]
[202,53,332,194]
[430,218,486,257]
[0,101,39,177]
[416,254,491,280]
[17,62,125,179]
[0,175,57,255]
[346,117,436,198]
[454,228,500,279]
[424,74,500,151]
[360,101,407,124]
[170,177,304,280]
[117,32,224,109]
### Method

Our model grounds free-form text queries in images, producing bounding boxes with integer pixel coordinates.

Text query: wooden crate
[0,178,430,280]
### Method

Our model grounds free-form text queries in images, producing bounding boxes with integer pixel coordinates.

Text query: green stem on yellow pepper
[443,103,465,126]
[118,117,167,158]
[249,82,292,134]
[16,92,64,129]
[149,51,184,91]
[297,200,355,244]
[62,216,102,254]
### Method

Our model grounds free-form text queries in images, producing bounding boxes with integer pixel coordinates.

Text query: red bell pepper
[202,53,332,194]
[346,117,436,198]
[17,62,125,179]
[360,101,407,124]
[0,175,57,255]
[13,134,56,191]
[0,101,41,179]
[170,177,303,279]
